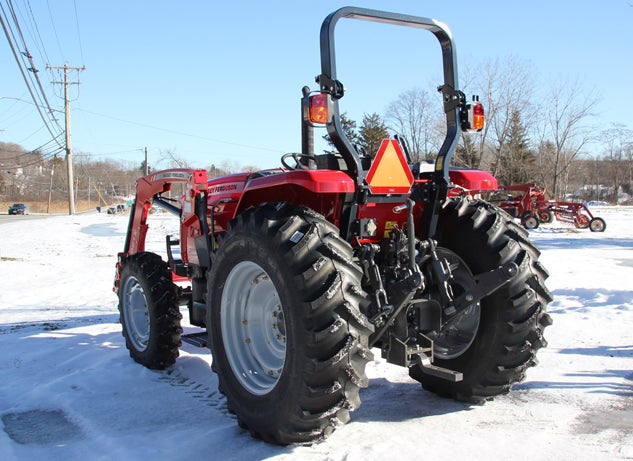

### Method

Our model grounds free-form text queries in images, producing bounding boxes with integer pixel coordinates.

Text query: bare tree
[453,133,479,168]
[385,87,443,162]
[536,78,599,199]
[467,57,535,174]
[599,123,633,203]
[158,149,191,169]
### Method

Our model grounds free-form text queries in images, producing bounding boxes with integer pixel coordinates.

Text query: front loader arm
[122,169,208,257]
[114,169,208,294]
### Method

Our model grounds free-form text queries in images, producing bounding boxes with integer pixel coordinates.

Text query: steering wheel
[281,153,316,170]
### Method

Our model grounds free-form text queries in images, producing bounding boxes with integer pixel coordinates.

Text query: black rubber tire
[589,217,606,232]
[409,198,553,402]
[118,252,182,370]
[207,202,373,445]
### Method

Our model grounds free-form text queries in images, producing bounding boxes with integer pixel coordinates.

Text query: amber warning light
[308,93,330,125]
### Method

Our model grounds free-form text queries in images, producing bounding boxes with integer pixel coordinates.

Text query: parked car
[8,203,29,215]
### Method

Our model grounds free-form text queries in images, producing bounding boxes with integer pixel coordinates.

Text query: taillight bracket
[438,84,466,113]
[460,96,485,132]
[316,73,345,99]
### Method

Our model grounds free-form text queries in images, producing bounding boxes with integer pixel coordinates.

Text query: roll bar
[316,6,463,187]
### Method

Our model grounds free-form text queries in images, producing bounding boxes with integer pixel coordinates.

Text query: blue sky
[1,1,632,171]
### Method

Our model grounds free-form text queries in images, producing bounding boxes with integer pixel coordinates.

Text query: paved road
[0,210,98,224]
[0,214,48,224]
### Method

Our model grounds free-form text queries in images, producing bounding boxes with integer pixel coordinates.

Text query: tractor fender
[236,169,355,225]
[448,169,498,191]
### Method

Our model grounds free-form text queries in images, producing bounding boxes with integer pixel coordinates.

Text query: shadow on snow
[515,369,633,398]
[549,287,633,314]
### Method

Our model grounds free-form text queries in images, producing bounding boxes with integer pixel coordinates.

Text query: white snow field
[0,206,631,460]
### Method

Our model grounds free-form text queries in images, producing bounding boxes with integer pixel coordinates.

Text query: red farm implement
[545,201,606,232]
[491,183,606,232]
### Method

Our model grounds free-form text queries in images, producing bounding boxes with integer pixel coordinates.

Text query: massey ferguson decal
[208,183,239,194]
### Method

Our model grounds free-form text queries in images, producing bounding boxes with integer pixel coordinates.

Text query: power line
[0,96,63,139]
[5,3,47,106]
[6,1,62,131]
[0,96,36,127]
[72,0,84,65]
[23,0,51,64]
[0,135,63,163]
[0,1,63,148]
[2,147,64,169]
[45,0,63,62]
[74,107,283,154]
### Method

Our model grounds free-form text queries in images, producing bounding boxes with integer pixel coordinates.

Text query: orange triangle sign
[365,139,413,194]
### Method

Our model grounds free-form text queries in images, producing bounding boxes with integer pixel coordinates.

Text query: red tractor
[114,7,552,445]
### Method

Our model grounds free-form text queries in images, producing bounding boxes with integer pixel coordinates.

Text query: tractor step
[181,332,208,348]
[418,362,463,382]
[410,350,463,382]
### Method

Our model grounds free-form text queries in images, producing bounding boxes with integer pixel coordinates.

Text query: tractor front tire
[118,252,182,369]
[207,203,373,445]
[409,199,553,402]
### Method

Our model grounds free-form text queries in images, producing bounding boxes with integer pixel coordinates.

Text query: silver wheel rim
[221,261,286,395]
[427,250,480,360]
[122,275,150,351]
[524,216,539,229]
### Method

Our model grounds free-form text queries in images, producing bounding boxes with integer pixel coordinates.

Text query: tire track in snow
[156,367,231,415]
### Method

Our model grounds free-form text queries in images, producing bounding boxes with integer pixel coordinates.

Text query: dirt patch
[575,402,633,436]
[2,409,83,445]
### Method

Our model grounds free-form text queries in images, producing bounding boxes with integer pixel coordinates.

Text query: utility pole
[144,147,149,175]
[47,64,85,215]
[47,162,55,214]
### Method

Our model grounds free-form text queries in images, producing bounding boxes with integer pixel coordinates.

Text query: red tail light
[472,102,484,131]
[461,96,485,132]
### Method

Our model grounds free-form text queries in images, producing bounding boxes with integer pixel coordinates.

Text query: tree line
[327,57,632,204]
[2,57,632,208]
[0,143,263,211]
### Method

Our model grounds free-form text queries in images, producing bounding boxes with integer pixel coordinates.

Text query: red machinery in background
[492,183,606,232]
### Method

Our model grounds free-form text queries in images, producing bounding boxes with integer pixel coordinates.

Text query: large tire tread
[208,202,373,445]
[118,252,182,370]
[410,199,552,403]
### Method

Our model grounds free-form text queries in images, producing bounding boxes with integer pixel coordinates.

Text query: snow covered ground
[0,206,632,460]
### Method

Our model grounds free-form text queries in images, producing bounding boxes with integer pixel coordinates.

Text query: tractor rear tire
[409,199,553,402]
[118,252,182,369]
[207,203,373,445]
